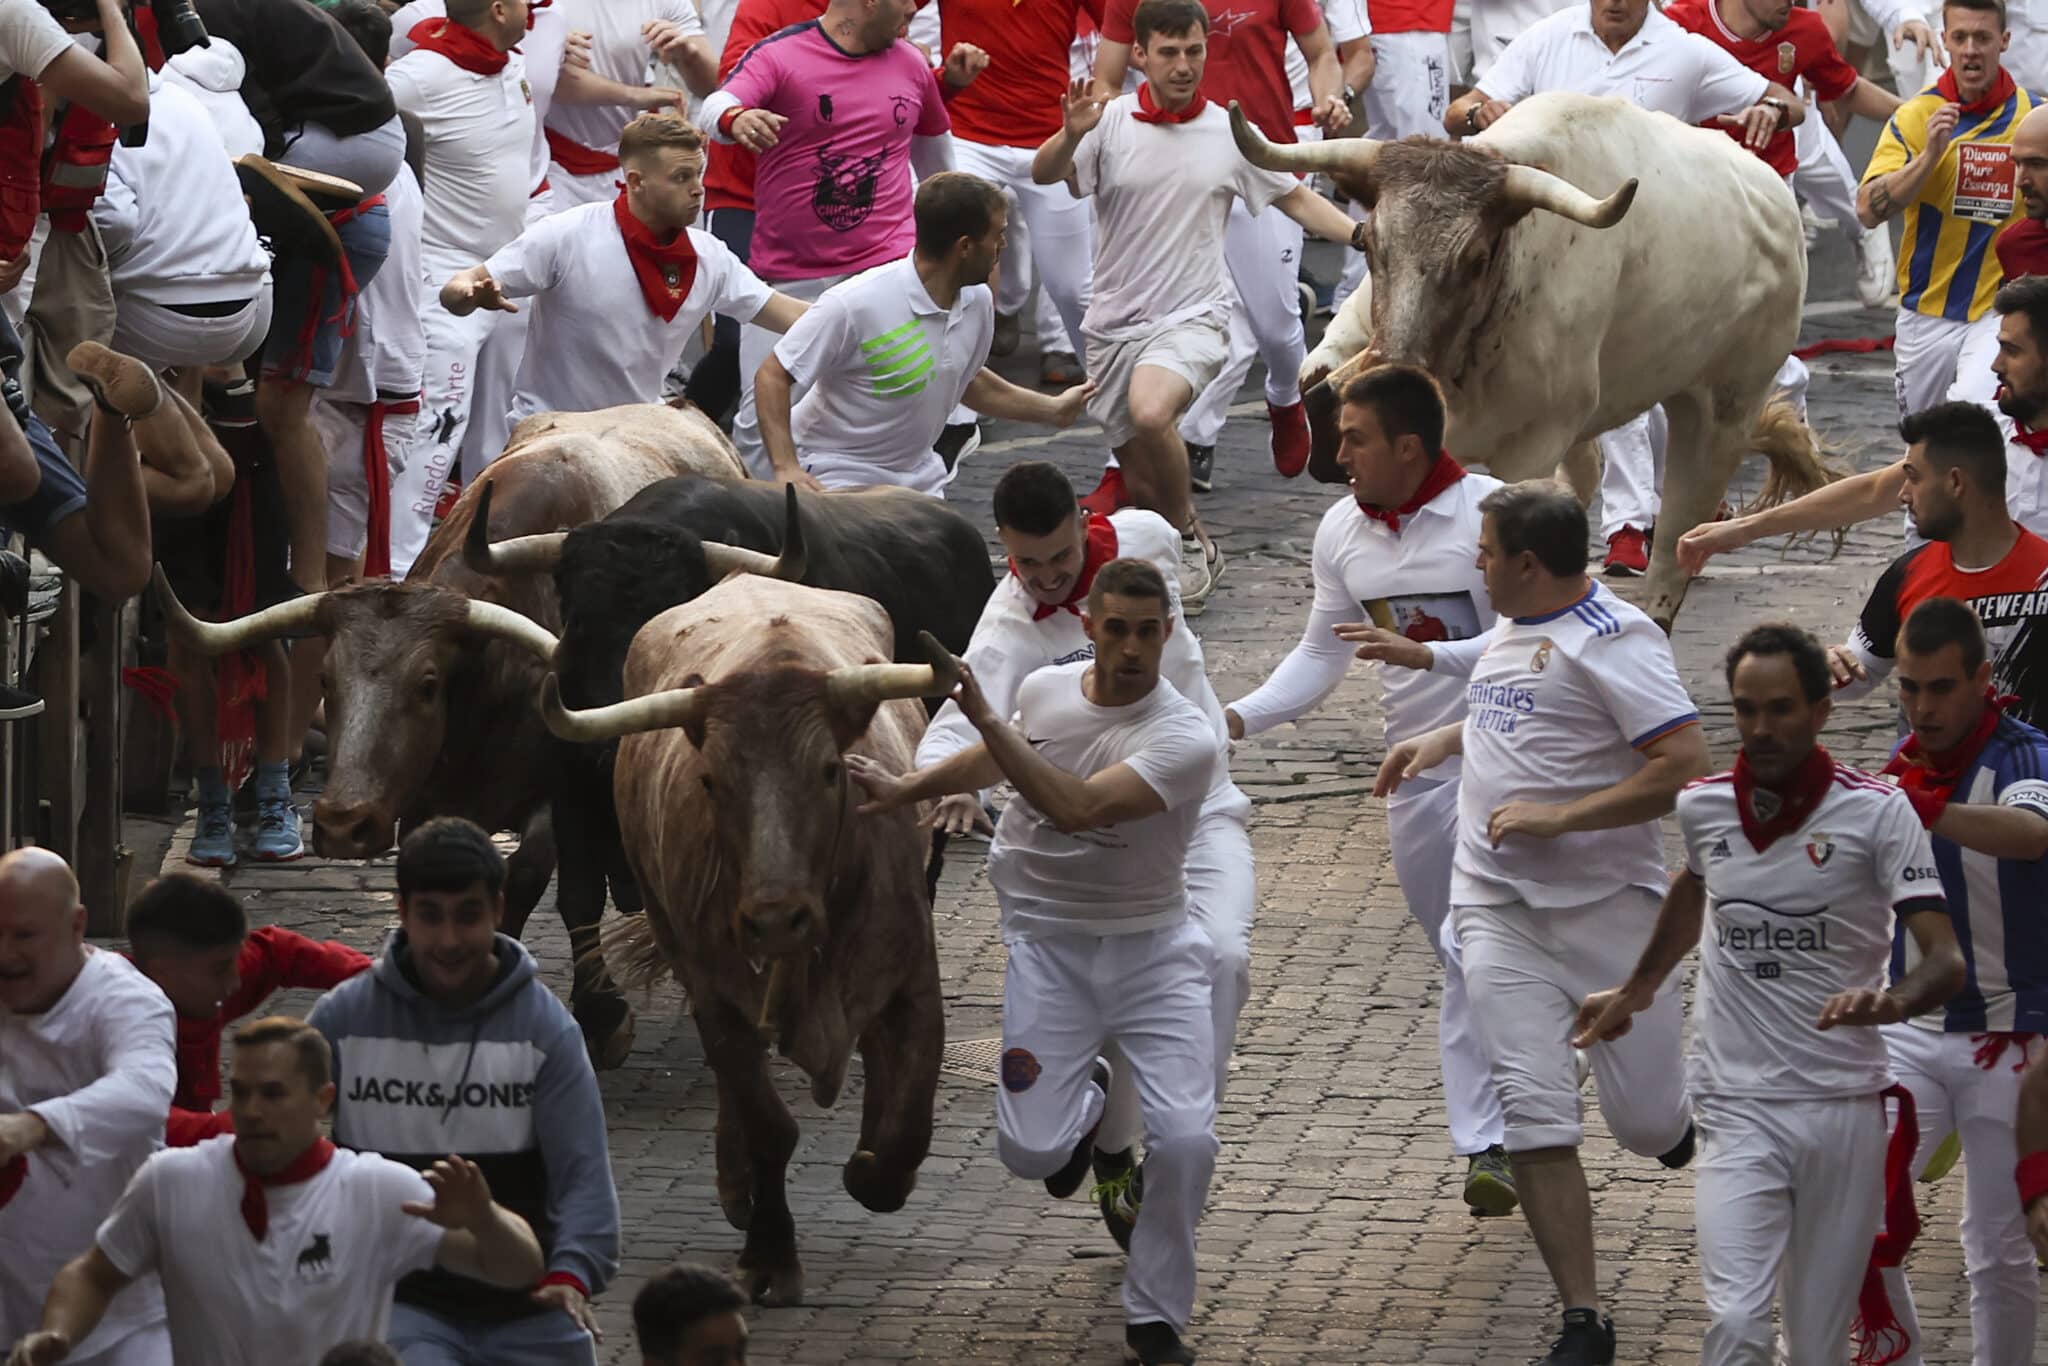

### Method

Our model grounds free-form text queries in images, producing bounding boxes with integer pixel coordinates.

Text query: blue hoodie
[308,931,620,1321]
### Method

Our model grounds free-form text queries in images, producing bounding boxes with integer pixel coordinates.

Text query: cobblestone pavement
[136,267,2046,1361]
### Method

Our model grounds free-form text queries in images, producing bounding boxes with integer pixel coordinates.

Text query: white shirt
[1071,94,1297,342]
[1287,0,1369,111]
[386,43,537,258]
[1230,476,1501,782]
[544,0,703,158]
[1477,3,1769,120]
[1467,0,1576,82]
[0,0,77,84]
[987,661,1222,939]
[1453,581,1700,908]
[0,951,173,1356]
[1680,765,1942,1099]
[391,0,572,194]
[774,253,994,495]
[96,1137,447,1366]
[330,165,427,404]
[1999,416,2048,537]
[489,200,774,420]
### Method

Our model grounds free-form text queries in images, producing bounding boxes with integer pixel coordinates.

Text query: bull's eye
[700,774,716,795]
[823,760,841,786]
[415,674,439,703]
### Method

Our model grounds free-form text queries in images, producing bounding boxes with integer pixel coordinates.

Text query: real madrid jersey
[1680,764,1943,1099]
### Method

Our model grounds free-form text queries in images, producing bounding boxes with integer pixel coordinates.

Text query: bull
[538,579,958,1305]
[1238,92,1842,628]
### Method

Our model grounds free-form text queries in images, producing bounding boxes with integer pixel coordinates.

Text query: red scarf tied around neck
[612,192,699,322]
[1133,83,1207,124]
[1936,64,2017,116]
[1359,451,1466,534]
[405,18,509,75]
[1016,513,1119,620]
[1881,689,2012,827]
[233,1137,336,1241]
[2015,418,2048,456]
[1731,743,1835,851]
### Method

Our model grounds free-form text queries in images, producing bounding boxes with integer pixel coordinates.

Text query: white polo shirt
[1999,415,2048,535]
[1287,0,1370,112]
[489,200,775,420]
[543,0,703,158]
[1230,475,1501,780]
[96,1136,447,1366]
[774,252,995,496]
[1477,3,1769,120]
[386,41,537,259]
[390,0,573,195]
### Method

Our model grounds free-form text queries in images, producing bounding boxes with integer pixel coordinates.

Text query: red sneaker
[1078,466,1129,517]
[1604,526,1648,577]
[433,479,463,524]
[1269,400,1310,478]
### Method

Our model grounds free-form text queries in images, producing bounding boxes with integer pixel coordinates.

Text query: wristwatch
[1465,104,1482,133]
[1761,96,1790,122]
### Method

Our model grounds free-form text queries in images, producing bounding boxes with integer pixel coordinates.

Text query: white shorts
[1083,318,1228,449]
[1362,30,1452,141]
[1894,307,1978,421]
[109,283,273,372]
[800,448,948,497]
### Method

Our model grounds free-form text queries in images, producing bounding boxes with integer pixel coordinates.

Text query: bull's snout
[1304,381,1345,486]
[739,897,821,958]
[310,799,397,859]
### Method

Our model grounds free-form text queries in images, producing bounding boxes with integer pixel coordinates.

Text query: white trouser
[66,1324,173,1366]
[992,213,1068,352]
[1098,796,1256,1151]
[545,164,618,211]
[312,395,421,568]
[459,188,553,477]
[954,138,1091,360]
[1877,1025,2040,1366]
[734,272,850,475]
[1389,779,1504,1156]
[997,920,1220,1332]
[1694,1092,1889,1366]
[1790,112,1867,251]
[1597,406,1668,540]
[1894,308,1978,421]
[1361,30,1451,141]
[1453,890,1691,1156]
[1946,310,2003,411]
[418,247,504,489]
[1182,200,1307,446]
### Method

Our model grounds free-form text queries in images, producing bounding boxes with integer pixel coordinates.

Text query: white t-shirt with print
[1477,3,1768,120]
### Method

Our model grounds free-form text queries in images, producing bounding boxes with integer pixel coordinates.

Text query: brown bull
[544,578,955,1305]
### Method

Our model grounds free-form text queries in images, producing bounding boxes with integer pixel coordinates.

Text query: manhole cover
[938,1035,1002,1087]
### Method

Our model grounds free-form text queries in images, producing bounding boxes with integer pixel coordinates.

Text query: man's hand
[1676,515,1755,577]
[5,1332,70,1366]
[1333,623,1432,671]
[1825,644,1867,690]
[1048,381,1095,427]
[1471,98,1513,132]
[1225,706,1245,741]
[403,1156,496,1231]
[730,108,788,154]
[1314,90,1350,135]
[847,753,913,814]
[0,256,28,295]
[446,270,518,317]
[1817,987,1905,1030]
[563,29,593,69]
[930,792,993,836]
[531,1283,603,1341]
[950,659,998,731]
[1061,78,1111,139]
[942,42,990,88]
[771,464,825,494]
[1488,800,1570,847]
[636,85,686,111]
[641,18,695,63]
[1572,983,1653,1048]
[0,1112,49,1165]
[1374,728,1456,797]
[1925,102,1962,163]
[1893,17,1940,63]
[1715,103,1786,151]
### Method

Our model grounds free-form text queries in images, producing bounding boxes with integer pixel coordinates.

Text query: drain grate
[938,1035,1003,1087]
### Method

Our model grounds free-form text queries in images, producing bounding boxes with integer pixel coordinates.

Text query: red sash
[362,395,422,579]
[546,127,621,177]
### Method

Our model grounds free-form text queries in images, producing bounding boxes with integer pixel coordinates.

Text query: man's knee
[997,1125,1083,1182]
[1705,1306,1776,1358]
[1604,1099,1689,1158]
[254,377,312,430]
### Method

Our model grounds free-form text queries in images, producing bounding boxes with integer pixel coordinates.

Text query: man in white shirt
[5,1017,546,1366]
[850,558,1223,1366]
[440,112,807,425]
[543,0,715,207]
[1443,0,1803,578]
[1223,364,1515,1216]
[1378,482,1710,1366]
[0,849,173,1366]
[1574,623,1964,1366]
[757,173,1090,497]
[1031,0,1370,611]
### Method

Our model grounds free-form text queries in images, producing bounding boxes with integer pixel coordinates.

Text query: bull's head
[1227,103,1637,474]
[537,632,960,962]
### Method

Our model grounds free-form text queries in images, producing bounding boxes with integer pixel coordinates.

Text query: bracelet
[2018,1150,2048,1209]
[1465,104,1480,133]
[1349,220,1368,252]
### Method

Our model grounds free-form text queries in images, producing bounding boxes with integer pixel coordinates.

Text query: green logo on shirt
[860,318,934,399]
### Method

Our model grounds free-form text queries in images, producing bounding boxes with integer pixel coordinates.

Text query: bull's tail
[597,910,680,995]
[1745,395,1852,513]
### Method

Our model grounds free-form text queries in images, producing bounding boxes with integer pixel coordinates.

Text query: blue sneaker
[186,798,236,867]
[252,794,305,862]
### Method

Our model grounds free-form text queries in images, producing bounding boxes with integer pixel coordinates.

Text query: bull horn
[463,599,560,667]
[1501,165,1637,228]
[462,481,568,577]
[536,671,706,744]
[823,630,964,711]
[1229,100,1383,180]
[151,563,326,655]
[701,485,810,582]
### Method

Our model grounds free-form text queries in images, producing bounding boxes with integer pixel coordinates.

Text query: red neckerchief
[1731,743,1834,852]
[1018,514,1119,620]
[233,1137,336,1241]
[612,192,698,322]
[406,18,509,75]
[1358,451,1466,533]
[1936,64,2017,116]
[2014,416,2048,456]
[526,0,549,29]
[1133,83,1207,124]
[1883,688,2012,805]
[0,1155,23,1211]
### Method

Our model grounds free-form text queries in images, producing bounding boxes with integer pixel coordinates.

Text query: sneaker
[187,799,237,868]
[1856,224,1896,309]
[1536,1308,1615,1366]
[0,549,27,620]
[1657,1121,1696,1170]
[251,795,306,862]
[1123,1321,1194,1366]
[1040,350,1083,387]
[1045,1059,1112,1199]
[1179,529,1223,615]
[0,681,42,720]
[67,341,163,419]
[1463,1145,1518,1217]
[1091,1147,1142,1252]
[1268,400,1310,478]
[1186,443,1214,493]
[1603,526,1648,577]
[1079,466,1129,518]
[1573,1046,1592,1091]
[1799,200,1831,248]
[992,310,1021,359]
[1919,1130,1962,1184]
[935,422,980,476]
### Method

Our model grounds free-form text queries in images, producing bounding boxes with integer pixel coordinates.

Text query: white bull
[1241,91,1840,627]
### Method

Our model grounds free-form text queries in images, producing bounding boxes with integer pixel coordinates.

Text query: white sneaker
[1856,224,1896,309]
[1179,531,1222,614]
[1799,201,1829,248]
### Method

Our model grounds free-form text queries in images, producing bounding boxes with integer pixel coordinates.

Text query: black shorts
[155,419,297,619]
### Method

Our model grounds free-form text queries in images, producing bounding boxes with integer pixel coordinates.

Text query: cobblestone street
[133,266,2048,1363]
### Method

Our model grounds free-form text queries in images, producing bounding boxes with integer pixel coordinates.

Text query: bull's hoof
[736,1254,804,1306]
[843,1149,916,1214]
[1650,616,1675,636]
[717,1174,753,1231]
[810,1057,847,1109]
[573,993,636,1071]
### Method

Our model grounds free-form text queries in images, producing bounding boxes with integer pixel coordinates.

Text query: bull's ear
[824,695,881,751]
[680,673,709,749]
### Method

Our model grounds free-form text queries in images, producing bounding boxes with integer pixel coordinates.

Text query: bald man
[0,850,175,1366]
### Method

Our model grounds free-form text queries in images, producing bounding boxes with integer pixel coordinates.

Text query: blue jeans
[262,198,393,387]
[387,1301,598,1366]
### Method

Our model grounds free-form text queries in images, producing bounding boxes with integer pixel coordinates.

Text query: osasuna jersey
[1681,764,1943,1100]
[1453,581,1699,908]
[1890,712,2048,1033]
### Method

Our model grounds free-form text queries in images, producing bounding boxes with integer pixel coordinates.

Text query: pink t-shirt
[719,22,950,281]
